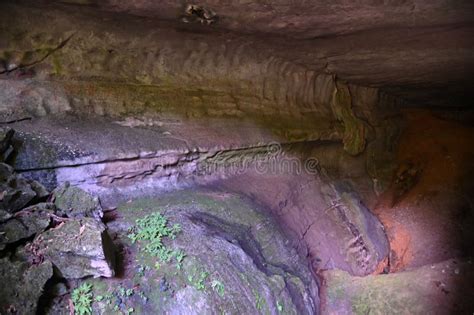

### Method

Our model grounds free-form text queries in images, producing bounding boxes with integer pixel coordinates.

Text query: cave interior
[0,0,473,314]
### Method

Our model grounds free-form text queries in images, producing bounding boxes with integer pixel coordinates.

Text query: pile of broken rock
[0,129,116,314]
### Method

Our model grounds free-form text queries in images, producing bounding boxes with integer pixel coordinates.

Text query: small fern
[128,212,182,262]
[71,283,93,315]
[211,280,225,297]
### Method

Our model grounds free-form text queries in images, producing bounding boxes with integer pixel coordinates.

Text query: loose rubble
[0,129,116,314]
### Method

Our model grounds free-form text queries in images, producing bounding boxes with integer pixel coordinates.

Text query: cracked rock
[0,129,15,162]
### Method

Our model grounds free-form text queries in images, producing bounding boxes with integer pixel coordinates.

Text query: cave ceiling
[71,0,474,107]
[2,0,474,108]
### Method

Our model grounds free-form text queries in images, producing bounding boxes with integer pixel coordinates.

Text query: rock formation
[0,0,473,313]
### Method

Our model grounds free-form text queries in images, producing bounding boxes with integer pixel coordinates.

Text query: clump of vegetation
[128,212,182,263]
[118,285,135,297]
[253,289,264,310]
[71,283,94,315]
[188,270,209,291]
[175,250,186,270]
[211,280,225,297]
[277,301,284,313]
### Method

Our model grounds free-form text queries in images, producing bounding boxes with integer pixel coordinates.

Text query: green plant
[197,271,209,290]
[253,290,264,310]
[188,270,209,291]
[118,286,126,297]
[71,283,93,315]
[277,301,284,313]
[211,280,225,297]
[175,250,186,269]
[128,212,181,263]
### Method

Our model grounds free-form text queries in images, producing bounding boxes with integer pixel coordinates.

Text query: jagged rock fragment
[0,129,15,162]
[0,163,49,213]
[181,4,218,25]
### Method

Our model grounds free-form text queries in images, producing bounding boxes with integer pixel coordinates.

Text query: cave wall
[0,0,404,196]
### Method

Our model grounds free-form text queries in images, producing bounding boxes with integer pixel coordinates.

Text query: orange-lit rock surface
[375,110,474,271]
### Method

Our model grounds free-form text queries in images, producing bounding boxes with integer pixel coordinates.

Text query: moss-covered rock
[0,258,53,314]
[37,217,116,278]
[0,203,54,250]
[80,190,318,314]
[331,82,368,156]
[53,182,103,219]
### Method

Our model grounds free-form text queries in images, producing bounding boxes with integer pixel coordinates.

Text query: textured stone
[37,217,116,278]
[0,258,53,314]
[0,203,54,250]
[91,190,319,314]
[331,81,368,155]
[0,164,49,213]
[1,0,471,109]
[53,182,103,219]
[322,259,474,314]
[0,129,14,162]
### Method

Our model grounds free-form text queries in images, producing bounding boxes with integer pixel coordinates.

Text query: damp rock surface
[81,190,319,314]
[0,203,54,250]
[321,258,474,315]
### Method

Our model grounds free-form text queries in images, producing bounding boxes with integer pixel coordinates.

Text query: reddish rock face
[374,110,474,271]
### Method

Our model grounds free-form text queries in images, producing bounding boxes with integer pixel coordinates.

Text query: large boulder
[37,217,116,278]
[52,182,103,219]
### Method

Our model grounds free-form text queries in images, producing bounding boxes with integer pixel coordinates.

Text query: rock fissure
[0,34,74,75]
